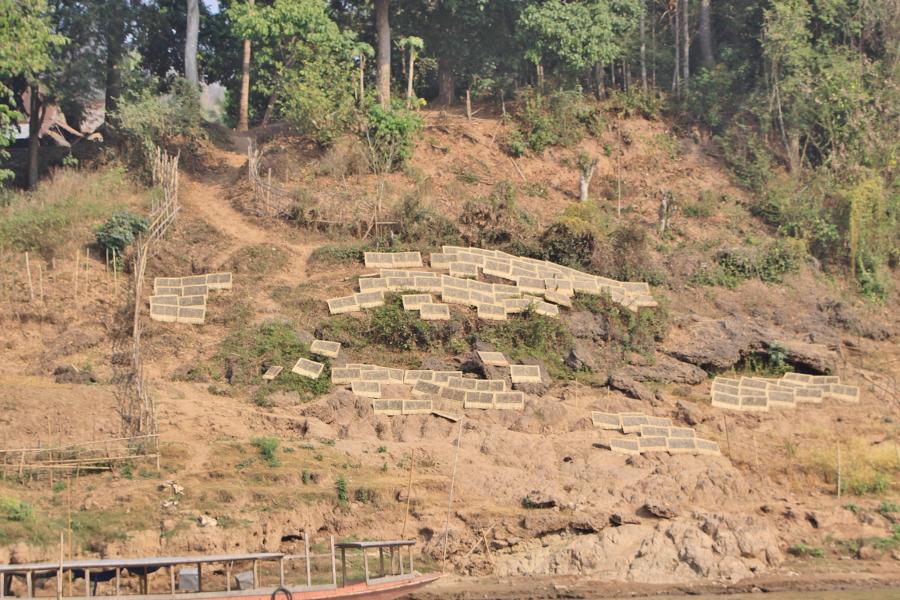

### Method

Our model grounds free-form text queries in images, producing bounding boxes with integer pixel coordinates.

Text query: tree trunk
[185,0,200,84]
[537,62,544,90]
[651,10,657,88]
[27,85,40,191]
[465,88,472,120]
[406,50,415,107]
[699,0,713,67]
[640,5,648,91]
[104,3,126,116]
[671,9,680,93]
[374,0,390,107]
[359,56,366,105]
[437,57,454,106]
[681,0,690,89]
[237,38,251,131]
[261,89,276,126]
[594,63,605,99]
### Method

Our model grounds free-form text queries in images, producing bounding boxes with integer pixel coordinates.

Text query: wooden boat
[0,539,440,599]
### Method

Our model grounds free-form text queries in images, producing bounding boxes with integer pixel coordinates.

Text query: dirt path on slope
[179,144,316,282]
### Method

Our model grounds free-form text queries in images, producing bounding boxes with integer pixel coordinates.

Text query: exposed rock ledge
[493,512,781,584]
[663,315,836,374]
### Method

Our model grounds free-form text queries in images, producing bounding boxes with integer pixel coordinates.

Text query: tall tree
[0,0,64,188]
[374,0,390,106]
[237,0,253,131]
[185,0,200,84]
[698,0,713,66]
[399,36,423,107]
[681,0,689,88]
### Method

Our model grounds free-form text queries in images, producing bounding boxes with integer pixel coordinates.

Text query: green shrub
[112,77,206,175]
[711,240,803,286]
[788,543,825,558]
[354,488,378,504]
[216,321,331,401]
[367,297,435,351]
[335,475,349,505]
[716,122,771,193]
[607,88,663,119]
[309,242,369,267]
[362,103,422,173]
[514,90,603,154]
[683,190,717,218]
[391,197,461,248]
[502,127,528,157]
[0,498,34,523]
[94,210,149,254]
[251,437,281,467]
[573,292,669,355]
[459,182,534,248]
[478,309,574,377]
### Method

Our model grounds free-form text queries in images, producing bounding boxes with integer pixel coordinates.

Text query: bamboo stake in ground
[37,263,44,304]
[442,420,464,571]
[73,250,79,306]
[401,448,416,539]
[25,252,35,301]
[836,444,842,499]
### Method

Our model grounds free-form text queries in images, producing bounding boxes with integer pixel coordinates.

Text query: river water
[629,589,900,600]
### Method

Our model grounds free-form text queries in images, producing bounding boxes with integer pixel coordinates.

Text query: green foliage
[362,103,422,173]
[501,127,528,158]
[752,169,896,299]
[251,437,281,467]
[478,309,574,377]
[366,295,437,352]
[0,0,66,182]
[682,191,717,219]
[716,123,772,193]
[112,77,206,172]
[229,0,357,142]
[517,0,640,77]
[512,90,604,154]
[354,487,378,504]
[787,543,825,558]
[459,181,534,248]
[216,320,331,402]
[541,201,611,269]
[335,475,348,505]
[94,210,149,254]
[573,293,668,355]
[694,241,803,287]
[391,197,461,249]
[606,88,663,119]
[0,497,34,523]
[309,242,368,267]
[877,501,900,515]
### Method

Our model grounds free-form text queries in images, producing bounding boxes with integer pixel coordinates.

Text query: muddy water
[631,590,900,600]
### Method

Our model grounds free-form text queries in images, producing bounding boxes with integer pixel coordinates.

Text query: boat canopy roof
[0,552,283,574]
[334,540,415,549]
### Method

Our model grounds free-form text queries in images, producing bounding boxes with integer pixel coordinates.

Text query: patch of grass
[799,437,899,496]
[216,320,331,402]
[0,167,140,257]
[309,241,370,267]
[683,190,718,218]
[477,308,574,378]
[319,294,463,353]
[251,437,281,467]
[692,240,804,288]
[787,543,825,558]
[229,244,289,278]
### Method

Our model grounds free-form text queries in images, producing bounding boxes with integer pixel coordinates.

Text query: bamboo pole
[442,420,464,571]
[25,253,34,301]
[400,449,415,538]
[37,263,43,304]
[836,444,842,499]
